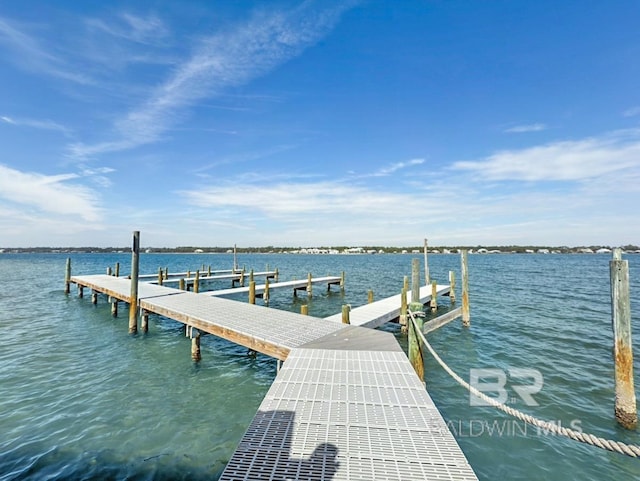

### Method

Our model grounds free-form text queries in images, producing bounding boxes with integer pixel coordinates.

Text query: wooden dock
[68,268,477,480]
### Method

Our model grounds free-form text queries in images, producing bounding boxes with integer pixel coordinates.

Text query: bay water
[1,252,639,480]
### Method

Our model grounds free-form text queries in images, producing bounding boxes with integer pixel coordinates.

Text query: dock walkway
[324,284,450,328]
[205,276,342,298]
[69,273,477,480]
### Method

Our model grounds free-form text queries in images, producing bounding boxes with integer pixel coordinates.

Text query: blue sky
[1,1,639,248]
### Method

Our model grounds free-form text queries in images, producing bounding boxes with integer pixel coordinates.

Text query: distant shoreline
[1,245,639,255]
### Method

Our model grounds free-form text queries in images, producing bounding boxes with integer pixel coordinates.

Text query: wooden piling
[342,305,351,324]
[403,275,409,292]
[91,290,98,304]
[240,267,245,287]
[340,271,345,291]
[461,250,470,326]
[64,258,71,294]
[423,238,430,285]
[410,258,422,311]
[179,278,185,291]
[115,262,120,277]
[449,271,456,304]
[307,273,313,297]
[368,290,374,304]
[249,281,256,304]
[301,305,309,316]
[400,288,408,328]
[107,266,112,276]
[264,278,270,304]
[191,330,201,362]
[250,268,254,283]
[141,309,149,333]
[275,268,279,282]
[194,270,200,293]
[408,311,425,382]
[430,280,437,311]
[157,267,163,286]
[78,285,84,298]
[111,298,118,317]
[164,267,168,280]
[233,244,238,272]
[208,265,211,277]
[128,231,140,334]
[611,248,637,429]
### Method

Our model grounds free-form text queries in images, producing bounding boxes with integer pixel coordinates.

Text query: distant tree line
[2,244,638,254]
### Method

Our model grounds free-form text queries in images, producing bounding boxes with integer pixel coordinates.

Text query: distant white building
[194,248,204,253]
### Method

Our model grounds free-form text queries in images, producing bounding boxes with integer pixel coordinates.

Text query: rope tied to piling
[408,310,640,458]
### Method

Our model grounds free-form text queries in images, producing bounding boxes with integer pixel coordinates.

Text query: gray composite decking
[324,284,451,328]
[69,273,477,480]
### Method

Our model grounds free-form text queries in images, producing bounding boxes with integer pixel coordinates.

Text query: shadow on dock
[221,410,339,480]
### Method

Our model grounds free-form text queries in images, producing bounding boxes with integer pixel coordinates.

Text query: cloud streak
[1,115,72,136]
[0,164,102,222]
[70,2,356,160]
[504,123,547,133]
[452,129,640,181]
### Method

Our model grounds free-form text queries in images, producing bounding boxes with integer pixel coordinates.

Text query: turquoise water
[1,252,639,480]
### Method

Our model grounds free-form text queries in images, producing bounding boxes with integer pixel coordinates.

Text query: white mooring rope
[408,310,640,458]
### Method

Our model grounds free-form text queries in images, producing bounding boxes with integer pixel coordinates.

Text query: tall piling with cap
[610,248,637,429]
[128,231,140,334]
[64,258,71,294]
[408,258,424,382]
[461,249,470,327]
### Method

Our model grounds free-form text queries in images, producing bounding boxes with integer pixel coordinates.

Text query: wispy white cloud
[1,114,72,136]
[69,2,357,160]
[85,12,170,45]
[623,106,640,118]
[0,16,93,84]
[0,164,102,222]
[452,129,640,181]
[504,123,547,133]
[373,158,425,176]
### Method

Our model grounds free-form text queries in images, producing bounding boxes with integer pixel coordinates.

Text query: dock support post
[400,288,408,330]
[240,267,245,287]
[449,271,456,304]
[307,273,312,297]
[424,238,430,285]
[233,244,238,272]
[461,250,470,327]
[403,275,409,292]
[264,278,270,305]
[128,230,140,335]
[64,258,71,294]
[91,290,98,305]
[194,270,200,293]
[275,268,279,282]
[250,268,254,284]
[430,280,437,311]
[191,330,201,362]
[340,271,345,292]
[111,298,118,317]
[408,311,425,382]
[157,267,163,286]
[141,309,149,333]
[249,281,256,304]
[78,285,84,298]
[164,267,168,280]
[368,290,374,304]
[410,258,422,311]
[342,305,351,324]
[115,262,120,277]
[107,266,112,276]
[208,265,211,277]
[179,278,185,291]
[611,248,637,429]
[301,305,309,315]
